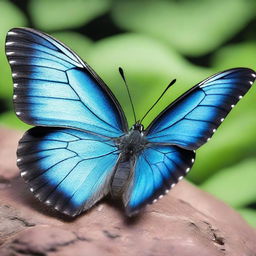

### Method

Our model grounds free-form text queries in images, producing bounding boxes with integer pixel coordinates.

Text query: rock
[0,127,255,256]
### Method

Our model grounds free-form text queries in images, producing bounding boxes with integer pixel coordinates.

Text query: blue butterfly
[6,28,256,217]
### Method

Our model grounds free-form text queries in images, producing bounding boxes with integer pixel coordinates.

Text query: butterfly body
[111,125,147,198]
[5,27,256,217]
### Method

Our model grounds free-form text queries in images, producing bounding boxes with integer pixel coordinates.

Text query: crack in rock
[10,235,85,256]
[202,221,225,250]
[5,228,92,256]
[0,205,36,239]
[8,216,35,228]
[103,230,121,239]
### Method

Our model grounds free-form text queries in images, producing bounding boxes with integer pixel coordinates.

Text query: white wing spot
[45,200,51,205]
[239,95,243,99]
[20,171,27,177]
[231,104,235,108]
[207,138,211,141]
[159,195,164,199]
[191,158,195,163]
[8,31,18,36]
[152,199,157,204]
[186,168,190,173]
[165,189,169,194]
[17,158,21,162]
[249,81,253,85]
[14,83,18,88]
[12,73,17,77]
[171,183,176,188]
[221,118,224,122]
[55,206,60,211]
[252,73,256,78]
[30,188,34,192]
[213,129,216,133]
[6,52,15,55]
[9,60,16,64]
[16,112,21,116]
[6,41,15,46]
[13,95,17,100]
[178,176,183,181]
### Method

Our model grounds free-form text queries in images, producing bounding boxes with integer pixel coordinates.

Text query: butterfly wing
[18,127,120,216]
[124,68,255,215]
[6,28,127,216]
[146,68,256,150]
[124,145,195,216]
[6,27,127,137]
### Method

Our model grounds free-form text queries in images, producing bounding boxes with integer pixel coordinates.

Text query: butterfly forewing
[146,68,256,150]
[6,28,128,137]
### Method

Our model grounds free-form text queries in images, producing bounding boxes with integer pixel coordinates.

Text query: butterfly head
[132,122,144,132]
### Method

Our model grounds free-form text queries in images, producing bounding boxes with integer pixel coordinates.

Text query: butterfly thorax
[111,125,148,198]
[116,125,147,155]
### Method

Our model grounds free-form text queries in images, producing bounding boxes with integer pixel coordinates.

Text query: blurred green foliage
[112,0,255,56]
[29,0,111,30]
[0,0,255,227]
[201,159,256,208]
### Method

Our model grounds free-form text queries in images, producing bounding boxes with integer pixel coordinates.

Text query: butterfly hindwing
[124,145,195,216]
[146,68,256,150]
[6,28,127,137]
[18,127,120,216]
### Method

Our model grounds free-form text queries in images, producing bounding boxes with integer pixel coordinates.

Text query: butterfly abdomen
[111,129,147,198]
[110,157,133,198]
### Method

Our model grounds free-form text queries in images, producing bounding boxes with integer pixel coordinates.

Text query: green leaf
[237,208,256,228]
[51,32,92,61]
[29,0,111,30]
[85,33,210,126]
[0,111,31,130]
[0,0,27,102]
[201,159,256,208]
[112,0,255,56]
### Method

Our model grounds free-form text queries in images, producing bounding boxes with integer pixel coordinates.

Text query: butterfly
[5,28,256,217]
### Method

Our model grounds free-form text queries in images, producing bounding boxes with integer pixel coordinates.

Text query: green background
[0,0,255,227]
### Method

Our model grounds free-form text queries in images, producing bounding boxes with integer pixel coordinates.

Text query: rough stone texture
[0,127,256,256]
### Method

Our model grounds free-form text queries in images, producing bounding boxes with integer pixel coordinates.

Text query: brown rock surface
[0,127,255,256]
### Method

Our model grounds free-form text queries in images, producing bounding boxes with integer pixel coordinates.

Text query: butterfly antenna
[119,67,137,123]
[140,79,176,123]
